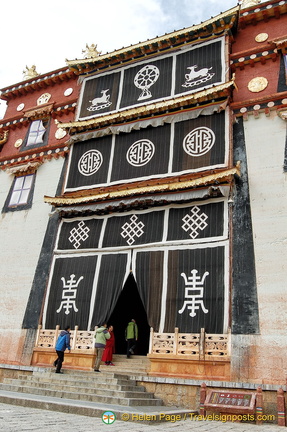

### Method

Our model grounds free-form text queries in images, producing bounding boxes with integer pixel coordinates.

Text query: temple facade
[0,0,286,385]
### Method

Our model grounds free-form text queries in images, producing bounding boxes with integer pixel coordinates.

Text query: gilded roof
[66,7,239,74]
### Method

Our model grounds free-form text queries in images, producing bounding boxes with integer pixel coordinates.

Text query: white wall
[0,158,64,363]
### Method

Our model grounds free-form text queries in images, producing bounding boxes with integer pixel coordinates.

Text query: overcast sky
[0,0,238,117]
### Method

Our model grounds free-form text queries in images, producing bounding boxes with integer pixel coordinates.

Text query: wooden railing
[149,327,231,359]
[35,325,96,350]
[35,325,231,359]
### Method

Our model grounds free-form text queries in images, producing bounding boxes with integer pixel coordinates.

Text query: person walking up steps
[93,323,110,372]
[54,326,71,374]
[125,319,138,358]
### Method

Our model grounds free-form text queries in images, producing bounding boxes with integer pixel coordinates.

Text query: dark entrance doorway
[108,273,150,355]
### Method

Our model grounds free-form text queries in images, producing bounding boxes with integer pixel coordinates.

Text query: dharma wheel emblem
[78,149,103,176]
[126,139,155,167]
[134,65,160,101]
[183,127,215,157]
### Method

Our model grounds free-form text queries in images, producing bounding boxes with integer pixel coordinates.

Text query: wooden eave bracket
[24,103,54,120]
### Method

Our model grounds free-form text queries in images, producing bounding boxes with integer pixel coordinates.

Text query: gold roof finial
[82,43,102,59]
[241,0,261,8]
[22,65,39,80]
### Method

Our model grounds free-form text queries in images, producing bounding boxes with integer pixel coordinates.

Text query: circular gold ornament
[55,128,67,139]
[247,77,268,93]
[14,139,23,148]
[255,33,268,43]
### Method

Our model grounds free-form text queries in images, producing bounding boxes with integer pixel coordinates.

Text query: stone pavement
[0,402,284,432]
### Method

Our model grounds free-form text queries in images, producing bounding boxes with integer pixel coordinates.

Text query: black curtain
[175,39,223,95]
[134,250,164,331]
[167,202,224,241]
[172,110,226,173]
[79,71,121,119]
[66,137,112,190]
[164,246,225,334]
[120,57,173,109]
[103,211,165,248]
[44,255,98,330]
[111,125,171,183]
[57,218,103,250]
[90,253,129,328]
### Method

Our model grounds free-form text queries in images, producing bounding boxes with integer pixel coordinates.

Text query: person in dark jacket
[54,326,71,374]
[125,319,138,358]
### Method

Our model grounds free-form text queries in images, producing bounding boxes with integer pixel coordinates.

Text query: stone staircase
[0,369,162,407]
[99,354,150,375]
[0,357,194,420]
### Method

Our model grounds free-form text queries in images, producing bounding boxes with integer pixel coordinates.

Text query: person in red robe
[102,325,115,365]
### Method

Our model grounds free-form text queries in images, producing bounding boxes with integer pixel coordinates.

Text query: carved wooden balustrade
[35,325,96,351]
[35,325,231,359]
[149,327,231,360]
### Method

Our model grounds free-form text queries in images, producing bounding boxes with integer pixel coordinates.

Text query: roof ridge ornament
[82,43,102,59]
[240,0,261,9]
[22,65,40,80]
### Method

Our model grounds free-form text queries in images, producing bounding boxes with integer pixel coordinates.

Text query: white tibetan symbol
[126,139,155,167]
[182,65,214,88]
[183,127,215,157]
[87,89,112,111]
[78,149,103,176]
[134,65,160,101]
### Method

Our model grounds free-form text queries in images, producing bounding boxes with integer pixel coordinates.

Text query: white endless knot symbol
[68,221,90,249]
[126,139,155,167]
[183,127,215,157]
[121,215,145,245]
[182,206,208,239]
[78,149,103,176]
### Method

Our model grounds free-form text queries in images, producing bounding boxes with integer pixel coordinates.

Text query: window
[26,119,48,146]
[9,175,34,206]
[2,174,36,212]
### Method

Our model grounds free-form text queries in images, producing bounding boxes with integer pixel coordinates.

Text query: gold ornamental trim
[44,165,240,206]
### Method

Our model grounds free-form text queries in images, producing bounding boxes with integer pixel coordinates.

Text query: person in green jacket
[125,319,138,358]
[94,323,110,372]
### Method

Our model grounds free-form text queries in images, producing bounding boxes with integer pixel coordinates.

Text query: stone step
[0,388,194,422]
[1,379,148,397]
[9,376,146,392]
[17,371,139,386]
[0,382,163,406]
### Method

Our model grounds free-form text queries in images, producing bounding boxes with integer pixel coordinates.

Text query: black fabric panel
[45,255,97,330]
[172,111,226,173]
[232,118,259,334]
[167,202,224,241]
[284,125,287,172]
[79,72,120,119]
[120,57,173,109]
[165,247,225,334]
[91,254,128,328]
[175,40,223,95]
[111,125,171,182]
[66,137,112,189]
[277,55,287,93]
[57,218,103,250]
[22,213,60,329]
[134,250,164,331]
[103,211,165,247]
